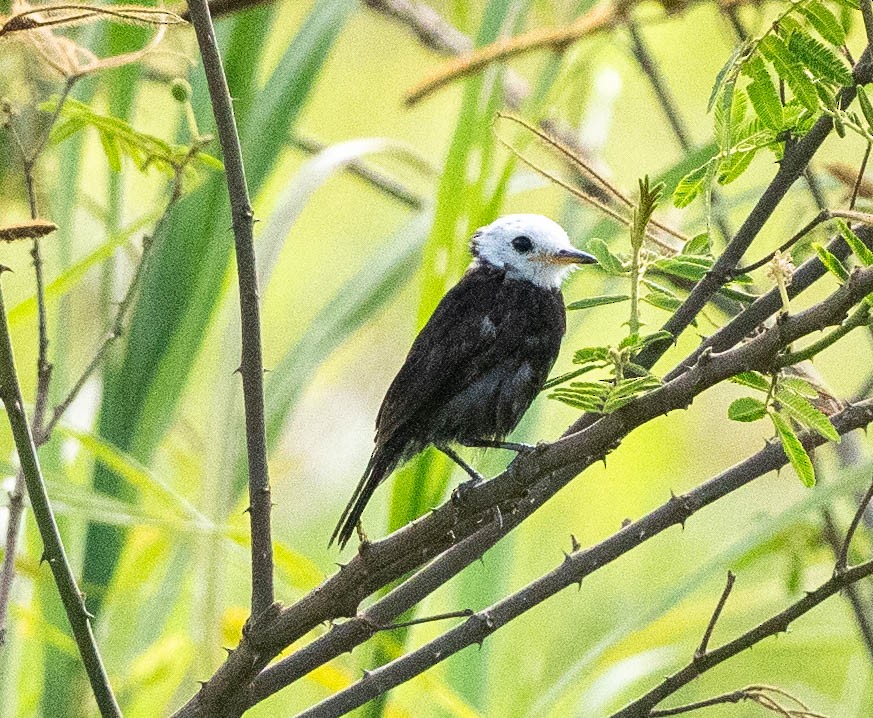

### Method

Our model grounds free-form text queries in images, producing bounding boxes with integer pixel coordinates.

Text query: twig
[496,113,688,244]
[404,1,620,105]
[373,609,474,631]
[614,565,873,716]
[0,76,76,647]
[837,475,873,572]
[289,133,424,209]
[0,277,121,716]
[734,209,873,276]
[39,175,185,442]
[696,571,735,657]
[650,685,826,717]
[776,300,872,367]
[186,0,275,618]
[821,511,873,662]
[851,143,872,210]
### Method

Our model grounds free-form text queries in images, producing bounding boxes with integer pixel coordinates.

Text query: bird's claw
[452,475,485,506]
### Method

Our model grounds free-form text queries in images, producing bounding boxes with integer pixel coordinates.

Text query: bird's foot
[451,474,485,506]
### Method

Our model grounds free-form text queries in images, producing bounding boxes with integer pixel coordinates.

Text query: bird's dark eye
[512,235,533,253]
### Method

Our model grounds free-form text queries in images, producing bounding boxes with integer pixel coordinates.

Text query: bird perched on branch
[331,214,597,549]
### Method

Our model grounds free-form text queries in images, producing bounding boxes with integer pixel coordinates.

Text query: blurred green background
[1,0,872,715]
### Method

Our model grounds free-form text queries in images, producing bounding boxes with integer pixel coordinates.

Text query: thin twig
[613,562,873,716]
[837,475,873,572]
[372,609,474,632]
[696,571,735,657]
[734,209,873,276]
[186,0,275,618]
[496,112,688,244]
[0,277,121,717]
[821,511,873,662]
[851,143,872,210]
[404,1,620,105]
[39,176,185,442]
[862,0,873,51]
[289,134,424,209]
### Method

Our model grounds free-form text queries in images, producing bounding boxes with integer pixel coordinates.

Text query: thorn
[361,669,372,679]
[621,518,632,528]
[243,505,251,515]
[197,680,208,688]
[223,646,234,655]
[232,365,242,376]
[40,550,48,565]
[0,264,13,275]
[570,534,580,552]
[562,550,571,564]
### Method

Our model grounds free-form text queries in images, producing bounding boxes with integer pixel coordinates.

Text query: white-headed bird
[331,214,596,549]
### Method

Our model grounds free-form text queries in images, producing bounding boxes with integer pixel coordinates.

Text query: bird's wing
[375,267,564,444]
[374,268,504,444]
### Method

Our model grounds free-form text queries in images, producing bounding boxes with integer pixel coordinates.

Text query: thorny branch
[174,259,873,716]
[612,482,873,717]
[186,0,275,618]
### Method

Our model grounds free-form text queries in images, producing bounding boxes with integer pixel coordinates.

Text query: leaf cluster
[675,0,855,208]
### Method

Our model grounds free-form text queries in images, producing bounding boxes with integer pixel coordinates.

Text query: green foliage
[839,220,873,265]
[567,294,630,310]
[675,0,856,210]
[728,396,768,422]
[771,411,816,486]
[44,98,221,189]
[814,241,850,281]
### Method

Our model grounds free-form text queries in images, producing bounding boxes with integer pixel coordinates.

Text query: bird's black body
[331,264,567,549]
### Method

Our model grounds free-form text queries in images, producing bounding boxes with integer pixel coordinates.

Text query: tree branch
[186,0,275,618]
[632,45,873,373]
[296,399,873,718]
[0,277,121,716]
[173,265,873,716]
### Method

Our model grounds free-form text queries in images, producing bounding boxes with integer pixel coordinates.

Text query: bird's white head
[470,214,597,290]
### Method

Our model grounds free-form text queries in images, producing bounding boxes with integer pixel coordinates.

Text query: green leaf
[574,346,611,365]
[787,29,853,87]
[730,371,771,392]
[550,381,610,412]
[813,241,850,281]
[717,146,757,185]
[742,55,784,131]
[798,1,846,45]
[728,396,768,422]
[758,35,820,113]
[585,238,626,275]
[771,411,816,487]
[603,376,661,412]
[682,233,711,256]
[838,219,873,266]
[708,41,752,112]
[567,294,630,310]
[775,389,841,441]
[618,330,673,351]
[652,255,713,282]
[858,87,873,130]
[673,160,714,208]
[779,375,821,398]
[642,290,683,312]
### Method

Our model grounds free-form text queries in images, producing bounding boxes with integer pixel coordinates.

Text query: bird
[330,214,597,549]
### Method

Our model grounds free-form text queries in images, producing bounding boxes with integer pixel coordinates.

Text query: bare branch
[696,571,735,658]
[0,278,121,716]
[837,474,873,572]
[186,0,275,618]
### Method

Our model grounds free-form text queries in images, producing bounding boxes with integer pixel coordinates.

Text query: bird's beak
[549,248,598,265]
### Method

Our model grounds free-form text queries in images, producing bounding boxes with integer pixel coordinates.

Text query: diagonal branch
[0,277,121,716]
[295,399,873,718]
[173,265,873,716]
[186,0,275,617]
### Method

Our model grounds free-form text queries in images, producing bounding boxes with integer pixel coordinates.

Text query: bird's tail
[330,444,398,550]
